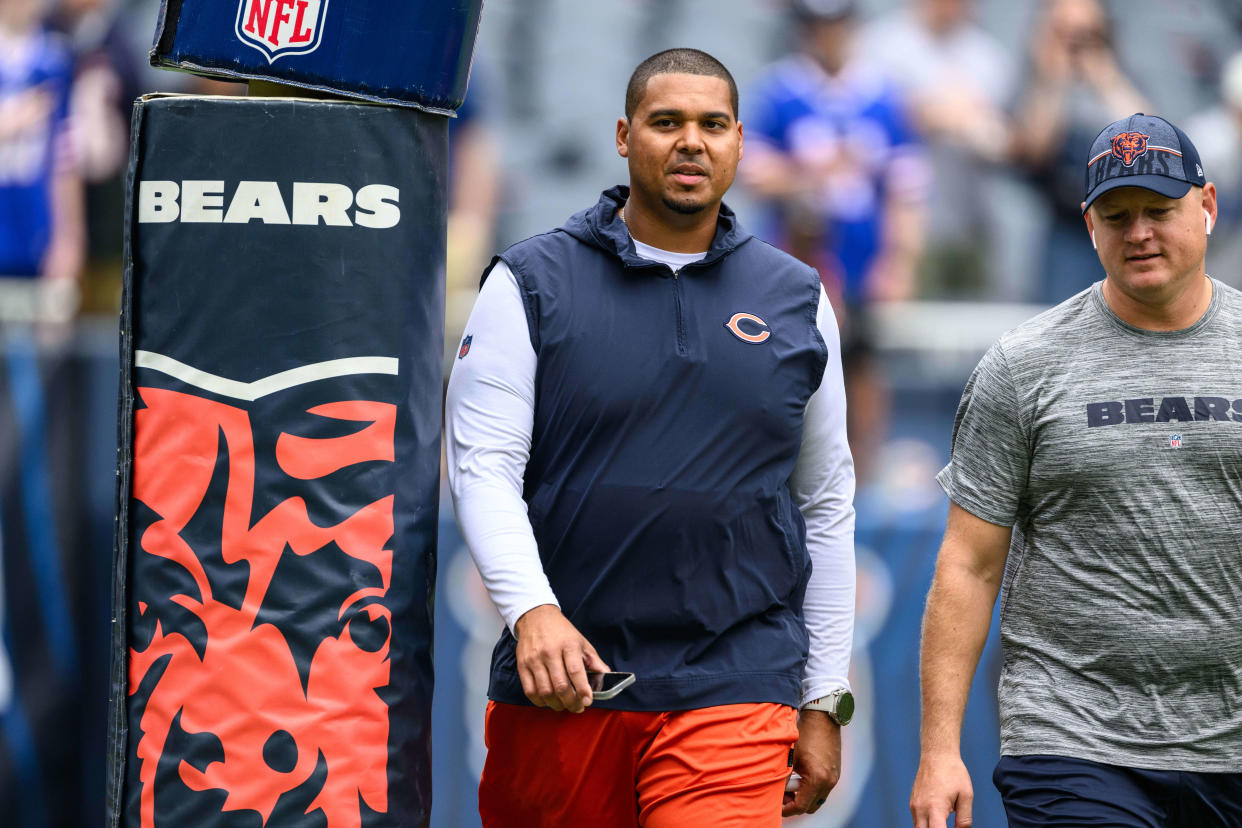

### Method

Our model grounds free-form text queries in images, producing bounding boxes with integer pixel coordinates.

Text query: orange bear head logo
[1110,131,1149,166]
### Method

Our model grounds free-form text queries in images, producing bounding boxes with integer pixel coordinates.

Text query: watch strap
[801,689,853,725]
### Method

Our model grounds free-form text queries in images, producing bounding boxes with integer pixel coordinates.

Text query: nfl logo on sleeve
[1169,434,1182,448]
[236,0,330,63]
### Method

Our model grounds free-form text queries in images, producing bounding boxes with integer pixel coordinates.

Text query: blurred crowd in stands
[1,4,1238,823]
[4,0,1242,473]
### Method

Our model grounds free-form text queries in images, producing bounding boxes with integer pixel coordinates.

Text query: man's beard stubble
[662,195,707,215]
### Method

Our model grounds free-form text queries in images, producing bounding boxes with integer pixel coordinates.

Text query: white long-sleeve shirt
[445,240,856,706]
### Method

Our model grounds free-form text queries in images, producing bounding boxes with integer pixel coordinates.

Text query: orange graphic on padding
[129,388,396,828]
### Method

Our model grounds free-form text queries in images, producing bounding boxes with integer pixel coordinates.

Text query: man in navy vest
[446,48,857,826]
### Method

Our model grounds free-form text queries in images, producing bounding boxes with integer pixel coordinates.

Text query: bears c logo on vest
[725,312,771,344]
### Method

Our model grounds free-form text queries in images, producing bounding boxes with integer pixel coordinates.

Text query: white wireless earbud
[1091,230,1097,250]
[1205,209,1213,235]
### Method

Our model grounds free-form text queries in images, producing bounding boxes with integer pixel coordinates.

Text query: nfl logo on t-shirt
[1169,434,1182,448]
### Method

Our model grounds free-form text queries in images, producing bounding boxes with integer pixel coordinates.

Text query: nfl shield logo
[236,0,330,63]
[458,335,472,360]
[1169,434,1182,448]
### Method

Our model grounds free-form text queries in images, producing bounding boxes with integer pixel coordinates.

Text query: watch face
[836,691,855,725]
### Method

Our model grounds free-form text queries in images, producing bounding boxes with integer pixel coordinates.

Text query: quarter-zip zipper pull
[671,267,688,356]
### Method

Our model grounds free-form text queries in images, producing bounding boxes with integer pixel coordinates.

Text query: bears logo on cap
[1111,132,1149,166]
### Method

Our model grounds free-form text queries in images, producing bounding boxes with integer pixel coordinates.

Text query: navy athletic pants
[994,755,1242,827]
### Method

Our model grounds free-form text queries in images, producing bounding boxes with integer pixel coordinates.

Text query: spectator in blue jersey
[743,0,926,484]
[447,48,856,826]
[0,0,84,301]
[744,0,926,308]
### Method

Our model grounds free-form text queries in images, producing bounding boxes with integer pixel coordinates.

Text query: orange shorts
[478,700,798,828]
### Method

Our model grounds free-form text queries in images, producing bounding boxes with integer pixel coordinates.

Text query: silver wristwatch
[801,689,854,725]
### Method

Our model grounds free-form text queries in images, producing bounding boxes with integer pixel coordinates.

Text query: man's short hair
[624,48,739,120]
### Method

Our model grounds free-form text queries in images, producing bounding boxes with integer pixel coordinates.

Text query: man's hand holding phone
[513,604,611,713]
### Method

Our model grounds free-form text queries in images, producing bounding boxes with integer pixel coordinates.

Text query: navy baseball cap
[1083,113,1206,212]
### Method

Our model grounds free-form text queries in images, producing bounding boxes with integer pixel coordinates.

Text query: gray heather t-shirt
[938,278,1242,772]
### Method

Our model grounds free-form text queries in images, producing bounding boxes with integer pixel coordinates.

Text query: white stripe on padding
[134,351,399,401]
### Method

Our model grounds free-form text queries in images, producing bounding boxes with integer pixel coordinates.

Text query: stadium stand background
[0,0,1239,825]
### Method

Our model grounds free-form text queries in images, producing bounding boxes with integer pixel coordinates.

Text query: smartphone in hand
[587,671,635,700]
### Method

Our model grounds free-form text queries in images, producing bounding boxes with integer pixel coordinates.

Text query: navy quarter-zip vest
[483,186,829,710]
